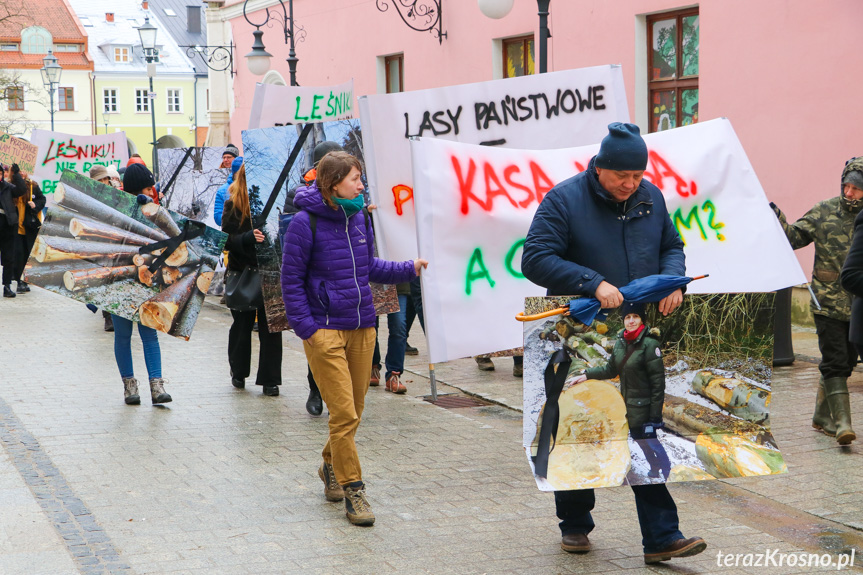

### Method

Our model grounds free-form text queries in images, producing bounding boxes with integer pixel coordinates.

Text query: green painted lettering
[702,200,726,241]
[673,205,707,246]
[310,94,324,120]
[294,96,309,121]
[504,239,526,279]
[465,247,495,295]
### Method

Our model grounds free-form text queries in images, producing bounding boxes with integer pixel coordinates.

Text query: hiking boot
[306,380,323,416]
[318,462,344,502]
[102,311,114,332]
[16,281,27,294]
[149,378,172,404]
[405,342,419,356]
[263,386,279,396]
[513,363,523,377]
[344,482,375,526]
[386,372,407,394]
[123,377,140,405]
[475,357,494,371]
[369,365,381,386]
[3,285,15,298]
[561,533,590,553]
[21,282,30,292]
[824,377,856,445]
[644,536,707,564]
[231,377,245,389]
[812,376,836,436]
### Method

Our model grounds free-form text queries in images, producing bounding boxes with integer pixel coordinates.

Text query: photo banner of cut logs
[242,118,398,333]
[24,170,227,340]
[523,294,786,490]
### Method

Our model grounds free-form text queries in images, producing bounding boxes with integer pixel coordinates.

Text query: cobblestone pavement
[1,288,862,574]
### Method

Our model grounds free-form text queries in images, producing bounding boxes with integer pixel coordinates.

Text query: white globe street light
[477,0,514,19]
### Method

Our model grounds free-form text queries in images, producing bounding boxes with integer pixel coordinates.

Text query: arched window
[21,26,53,55]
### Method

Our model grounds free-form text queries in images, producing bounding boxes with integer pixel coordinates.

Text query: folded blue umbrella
[568,274,707,325]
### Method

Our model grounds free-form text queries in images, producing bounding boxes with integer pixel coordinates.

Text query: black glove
[10,163,19,175]
[136,194,153,205]
[642,420,664,439]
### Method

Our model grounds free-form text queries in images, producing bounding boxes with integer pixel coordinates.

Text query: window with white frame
[113,46,130,63]
[166,89,181,113]
[103,88,118,113]
[21,26,52,54]
[135,89,150,112]
[6,86,25,111]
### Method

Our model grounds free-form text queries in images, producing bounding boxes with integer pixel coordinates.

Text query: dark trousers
[555,486,683,553]
[814,315,857,379]
[630,428,672,479]
[0,223,16,286]
[228,307,282,386]
[14,229,38,283]
[409,276,425,333]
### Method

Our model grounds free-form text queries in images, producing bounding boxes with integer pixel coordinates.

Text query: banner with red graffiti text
[30,130,129,195]
[359,65,629,262]
[411,118,806,363]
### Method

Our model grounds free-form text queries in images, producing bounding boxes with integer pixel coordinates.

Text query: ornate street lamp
[478,0,550,73]
[40,49,62,131]
[243,0,305,86]
[137,16,160,180]
[375,1,447,44]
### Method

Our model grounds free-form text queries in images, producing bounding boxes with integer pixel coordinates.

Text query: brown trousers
[303,327,375,485]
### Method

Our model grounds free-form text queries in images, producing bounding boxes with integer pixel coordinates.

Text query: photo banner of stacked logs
[521,294,786,491]
[23,170,227,340]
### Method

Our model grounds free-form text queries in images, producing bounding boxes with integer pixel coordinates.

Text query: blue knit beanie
[231,156,243,175]
[595,123,649,171]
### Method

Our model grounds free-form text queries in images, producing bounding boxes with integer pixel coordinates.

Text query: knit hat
[89,165,109,181]
[312,141,345,167]
[105,166,121,181]
[224,144,240,158]
[123,163,156,194]
[595,123,649,171]
[843,170,863,191]
[621,301,646,319]
[231,156,243,175]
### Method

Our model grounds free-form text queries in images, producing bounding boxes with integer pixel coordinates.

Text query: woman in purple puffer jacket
[281,151,426,527]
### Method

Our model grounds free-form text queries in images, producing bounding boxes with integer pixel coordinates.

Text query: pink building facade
[219,0,863,274]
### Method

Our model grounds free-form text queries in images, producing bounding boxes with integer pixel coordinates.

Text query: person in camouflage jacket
[771,156,863,445]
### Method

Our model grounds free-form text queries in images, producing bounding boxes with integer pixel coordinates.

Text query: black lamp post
[243,0,304,86]
[40,50,62,130]
[137,16,160,180]
[478,0,551,73]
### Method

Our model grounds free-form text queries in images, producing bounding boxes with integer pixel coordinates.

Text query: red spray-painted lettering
[643,151,697,198]
[452,156,555,215]
[41,139,117,166]
[393,184,413,215]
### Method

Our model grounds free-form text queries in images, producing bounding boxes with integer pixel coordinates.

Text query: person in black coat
[10,165,46,293]
[0,163,25,298]
[522,123,704,564]
[222,164,283,397]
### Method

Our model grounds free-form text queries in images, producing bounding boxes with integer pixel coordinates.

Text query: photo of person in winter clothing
[281,151,427,527]
[0,163,25,298]
[772,157,862,445]
[572,302,671,480]
[10,164,46,295]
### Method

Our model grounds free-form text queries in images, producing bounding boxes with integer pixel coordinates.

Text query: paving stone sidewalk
[0,289,861,574]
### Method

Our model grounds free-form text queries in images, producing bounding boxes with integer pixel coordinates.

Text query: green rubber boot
[824,377,856,445]
[812,377,836,436]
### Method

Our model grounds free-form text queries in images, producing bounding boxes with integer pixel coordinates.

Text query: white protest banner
[359,65,629,261]
[248,79,354,130]
[411,118,807,363]
[30,130,129,194]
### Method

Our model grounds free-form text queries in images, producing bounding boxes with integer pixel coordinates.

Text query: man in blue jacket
[214,156,243,226]
[522,123,705,565]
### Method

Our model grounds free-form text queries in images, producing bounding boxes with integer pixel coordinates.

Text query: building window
[103,88,118,113]
[503,35,534,78]
[385,54,403,94]
[21,26,52,54]
[135,89,150,112]
[58,87,74,111]
[647,8,699,132]
[54,44,81,53]
[114,46,130,63]
[166,89,181,112]
[0,43,19,51]
[6,86,24,111]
